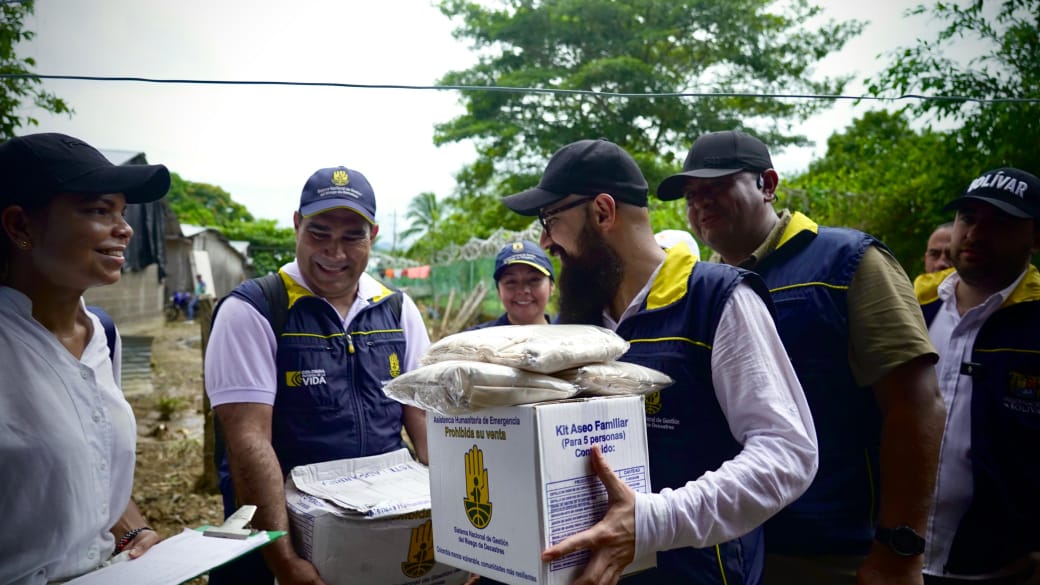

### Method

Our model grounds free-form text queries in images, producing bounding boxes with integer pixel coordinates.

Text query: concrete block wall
[83,264,165,336]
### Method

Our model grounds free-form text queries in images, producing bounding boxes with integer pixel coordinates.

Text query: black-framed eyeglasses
[538,198,592,233]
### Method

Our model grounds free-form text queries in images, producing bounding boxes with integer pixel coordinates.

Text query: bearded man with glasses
[494,138,819,585]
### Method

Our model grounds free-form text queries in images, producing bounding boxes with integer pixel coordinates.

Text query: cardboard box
[427,395,654,585]
[285,448,468,585]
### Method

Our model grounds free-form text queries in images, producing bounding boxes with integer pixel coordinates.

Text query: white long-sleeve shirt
[602,271,818,556]
[0,288,135,585]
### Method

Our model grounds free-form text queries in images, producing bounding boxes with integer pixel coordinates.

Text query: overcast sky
[20,1,961,243]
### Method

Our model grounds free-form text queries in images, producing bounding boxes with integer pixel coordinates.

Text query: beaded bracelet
[114,526,154,554]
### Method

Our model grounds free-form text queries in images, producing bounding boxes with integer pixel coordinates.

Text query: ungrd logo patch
[645,390,663,415]
[1008,370,1040,400]
[331,169,349,187]
[285,369,328,387]
[389,352,401,378]
[400,518,436,578]
[463,444,492,529]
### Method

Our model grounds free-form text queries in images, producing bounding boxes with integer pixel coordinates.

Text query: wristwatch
[874,525,925,556]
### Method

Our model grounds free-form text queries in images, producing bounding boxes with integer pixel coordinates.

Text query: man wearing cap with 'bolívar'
[657,130,946,585]
[914,167,1040,584]
[470,240,556,329]
[501,138,818,585]
[205,166,431,585]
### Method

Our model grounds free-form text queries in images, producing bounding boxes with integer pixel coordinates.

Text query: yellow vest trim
[629,336,712,351]
[776,211,818,249]
[770,281,849,294]
[350,328,404,336]
[913,267,955,304]
[647,242,696,310]
[281,269,309,310]
[369,280,396,303]
[976,347,1040,356]
[1003,264,1040,307]
[914,265,1040,307]
[282,332,346,339]
[280,270,398,308]
[714,544,730,585]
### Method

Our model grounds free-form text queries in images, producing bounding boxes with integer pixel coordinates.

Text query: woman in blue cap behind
[471,240,555,329]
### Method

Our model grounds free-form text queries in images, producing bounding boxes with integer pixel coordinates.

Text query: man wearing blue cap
[914,167,1040,584]
[205,166,431,585]
[471,240,555,328]
[657,130,945,585]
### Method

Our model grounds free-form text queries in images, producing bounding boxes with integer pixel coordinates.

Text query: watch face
[885,526,925,556]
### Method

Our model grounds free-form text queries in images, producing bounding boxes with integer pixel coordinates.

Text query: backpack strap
[86,305,116,362]
[383,290,403,323]
[254,272,289,338]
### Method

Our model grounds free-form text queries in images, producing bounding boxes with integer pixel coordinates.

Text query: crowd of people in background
[1,129,1036,585]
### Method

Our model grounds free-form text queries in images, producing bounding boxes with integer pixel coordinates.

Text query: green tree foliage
[867,0,1039,173]
[782,110,970,274]
[427,0,864,247]
[0,0,72,139]
[400,192,443,261]
[220,219,295,277]
[166,172,294,275]
[165,172,255,226]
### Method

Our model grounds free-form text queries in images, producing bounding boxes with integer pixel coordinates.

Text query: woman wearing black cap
[0,133,170,583]
[470,240,555,329]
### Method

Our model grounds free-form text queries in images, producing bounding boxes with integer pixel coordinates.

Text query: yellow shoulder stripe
[1004,264,1040,307]
[777,211,818,249]
[647,242,696,310]
[913,268,954,304]
[280,269,310,310]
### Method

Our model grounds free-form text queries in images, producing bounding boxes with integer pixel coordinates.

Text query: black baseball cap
[657,130,774,201]
[0,132,170,207]
[502,139,649,216]
[944,167,1040,220]
[299,166,377,224]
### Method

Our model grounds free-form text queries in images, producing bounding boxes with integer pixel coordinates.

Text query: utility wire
[2,73,1037,105]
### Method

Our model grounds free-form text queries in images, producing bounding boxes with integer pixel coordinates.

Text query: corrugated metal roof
[180,223,209,238]
[229,240,250,256]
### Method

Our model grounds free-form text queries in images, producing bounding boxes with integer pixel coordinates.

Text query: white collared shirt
[206,261,430,407]
[924,269,1025,578]
[0,287,135,584]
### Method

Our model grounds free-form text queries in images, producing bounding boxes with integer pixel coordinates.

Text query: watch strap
[874,524,925,557]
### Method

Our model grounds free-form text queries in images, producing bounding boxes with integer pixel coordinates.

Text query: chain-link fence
[374,220,544,326]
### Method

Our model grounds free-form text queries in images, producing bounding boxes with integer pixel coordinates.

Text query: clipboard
[65,508,285,585]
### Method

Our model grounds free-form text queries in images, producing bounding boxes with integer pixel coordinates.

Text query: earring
[17,240,30,249]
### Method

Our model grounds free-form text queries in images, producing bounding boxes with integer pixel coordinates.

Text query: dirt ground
[127,320,222,581]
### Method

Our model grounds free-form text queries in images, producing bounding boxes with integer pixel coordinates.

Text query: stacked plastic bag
[383,324,674,415]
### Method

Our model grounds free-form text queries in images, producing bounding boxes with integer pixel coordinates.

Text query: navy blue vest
[616,245,773,585]
[918,266,1040,574]
[470,313,513,330]
[224,272,407,479]
[758,213,882,554]
[468,313,551,330]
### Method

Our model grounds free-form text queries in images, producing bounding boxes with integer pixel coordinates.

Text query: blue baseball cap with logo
[299,166,377,223]
[493,241,555,282]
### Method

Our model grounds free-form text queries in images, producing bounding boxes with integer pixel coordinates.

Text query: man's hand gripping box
[427,394,655,585]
